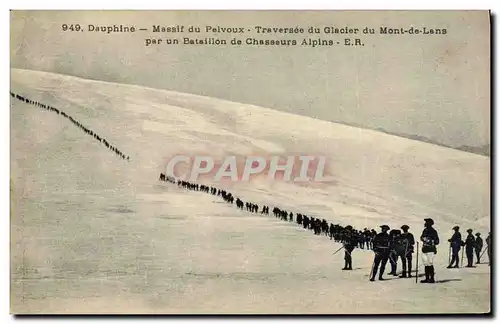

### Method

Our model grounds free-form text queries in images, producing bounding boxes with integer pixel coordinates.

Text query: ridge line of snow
[10,68,487,158]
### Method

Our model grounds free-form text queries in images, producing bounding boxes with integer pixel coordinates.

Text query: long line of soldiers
[10,91,130,162]
[159,175,491,285]
[160,174,379,250]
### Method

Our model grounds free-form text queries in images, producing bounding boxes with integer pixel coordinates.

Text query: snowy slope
[10,68,490,314]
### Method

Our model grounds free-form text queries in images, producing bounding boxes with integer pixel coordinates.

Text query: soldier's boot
[347,260,353,270]
[378,268,386,281]
[342,260,349,270]
[388,261,396,275]
[420,266,430,283]
[450,256,459,268]
[399,263,407,278]
[407,260,413,278]
[428,266,435,283]
[467,256,474,267]
[447,256,455,268]
[370,268,377,282]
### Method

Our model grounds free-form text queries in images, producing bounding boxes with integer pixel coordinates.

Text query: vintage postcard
[10,10,491,314]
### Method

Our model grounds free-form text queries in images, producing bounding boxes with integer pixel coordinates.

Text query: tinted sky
[10,10,490,147]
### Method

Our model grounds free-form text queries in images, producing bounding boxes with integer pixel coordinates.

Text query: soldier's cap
[467,229,473,233]
[345,225,353,230]
[424,218,434,225]
[476,233,481,236]
[380,225,390,230]
[401,225,410,230]
[453,225,460,230]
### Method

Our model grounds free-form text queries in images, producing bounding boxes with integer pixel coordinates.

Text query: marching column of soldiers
[161,174,378,250]
[10,91,131,162]
[160,174,491,284]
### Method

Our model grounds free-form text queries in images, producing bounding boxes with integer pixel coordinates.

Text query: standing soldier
[420,218,440,283]
[363,228,371,249]
[342,225,356,270]
[370,229,377,250]
[464,229,475,267]
[447,226,462,268]
[369,225,392,282]
[388,229,401,276]
[486,232,491,266]
[475,233,483,264]
[397,225,415,278]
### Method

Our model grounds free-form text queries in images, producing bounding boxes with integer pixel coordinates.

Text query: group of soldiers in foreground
[342,218,491,283]
[11,91,131,162]
[161,174,491,285]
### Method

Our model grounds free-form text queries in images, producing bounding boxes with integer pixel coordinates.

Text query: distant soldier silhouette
[447,226,462,268]
[464,229,475,267]
[342,225,356,270]
[420,218,439,283]
[369,225,392,281]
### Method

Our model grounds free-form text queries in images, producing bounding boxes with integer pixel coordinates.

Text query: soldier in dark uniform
[358,230,365,249]
[369,225,392,281]
[420,218,440,283]
[447,226,462,268]
[486,232,491,266]
[370,229,377,250]
[388,229,401,276]
[396,225,415,278]
[363,228,371,249]
[465,229,475,267]
[342,225,356,270]
[475,233,483,264]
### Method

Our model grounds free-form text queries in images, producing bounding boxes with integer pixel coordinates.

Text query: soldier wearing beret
[369,225,392,282]
[420,218,440,283]
[474,233,483,264]
[394,225,415,278]
[342,225,357,270]
[447,225,462,268]
[465,229,475,267]
[388,229,402,276]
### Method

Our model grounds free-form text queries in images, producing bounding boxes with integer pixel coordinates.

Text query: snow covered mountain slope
[10,68,490,314]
